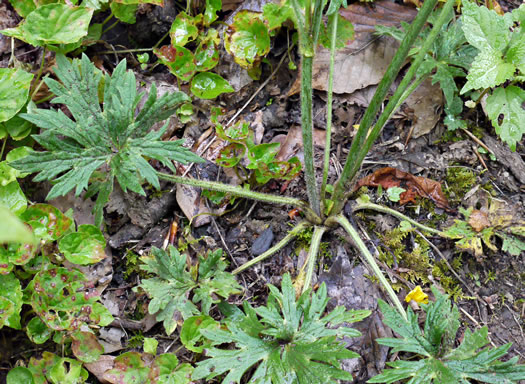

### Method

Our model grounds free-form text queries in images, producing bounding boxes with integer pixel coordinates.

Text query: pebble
[251,227,274,256]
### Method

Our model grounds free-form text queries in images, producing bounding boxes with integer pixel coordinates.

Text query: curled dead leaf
[354,167,452,211]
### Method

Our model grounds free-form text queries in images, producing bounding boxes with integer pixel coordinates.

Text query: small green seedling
[138,246,242,335]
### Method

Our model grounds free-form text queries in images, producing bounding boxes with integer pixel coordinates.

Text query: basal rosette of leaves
[138,246,242,335]
[10,54,203,227]
[369,286,525,383]
[192,273,371,384]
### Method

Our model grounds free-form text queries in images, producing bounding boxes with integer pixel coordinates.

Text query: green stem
[156,171,322,224]
[302,225,326,293]
[102,20,119,36]
[332,214,407,319]
[330,0,440,214]
[300,56,321,217]
[290,0,307,54]
[353,201,449,237]
[30,48,46,99]
[153,31,170,49]
[101,14,113,28]
[0,138,6,160]
[233,221,311,274]
[321,13,338,212]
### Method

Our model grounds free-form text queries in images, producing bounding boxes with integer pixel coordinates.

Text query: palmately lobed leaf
[370,286,525,383]
[10,53,203,227]
[193,273,369,384]
[138,246,241,335]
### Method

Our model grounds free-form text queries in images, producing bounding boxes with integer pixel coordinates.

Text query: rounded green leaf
[103,352,149,384]
[0,181,27,216]
[190,72,234,99]
[224,11,270,69]
[204,0,221,25]
[2,4,93,46]
[169,12,199,46]
[181,315,219,353]
[110,2,138,24]
[26,316,53,344]
[58,224,106,265]
[155,44,196,82]
[194,31,220,72]
[0,68,34,123]
[0,273,22,329]
[20,204,72,242]
[143,337,158,355]
[72,331,104,363]
[7,367,34,384]
[31,267,111,331]
[49,357,88,384]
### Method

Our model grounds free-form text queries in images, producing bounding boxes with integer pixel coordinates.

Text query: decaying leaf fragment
[445,197,525,259]
[354,167,452,211]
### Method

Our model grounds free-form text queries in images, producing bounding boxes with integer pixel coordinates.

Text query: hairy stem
[233,221,311,274]
[353,201,449,237]
[330,0,440,214]
[157,171,322,224]
[332,214,407,319]
[300,56,321,216]
[302,225,326,293]
[321,12,338,212]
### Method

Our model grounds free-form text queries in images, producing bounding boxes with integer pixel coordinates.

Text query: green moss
[124,250,147,279]
[378,228,432,285]
[445,167,477,202]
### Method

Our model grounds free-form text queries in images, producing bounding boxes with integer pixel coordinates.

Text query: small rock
[251,227,274,256]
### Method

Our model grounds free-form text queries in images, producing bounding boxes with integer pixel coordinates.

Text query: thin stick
[462,128,495,156]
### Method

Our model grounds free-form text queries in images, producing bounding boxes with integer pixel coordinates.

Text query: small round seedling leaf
[143,337,158,355]
[224,11,271,69]
[154,45,196,82]
[0,68,33,123]
[7,367,34,384]
[72,331,104,363]
[2,4,93,46]
[190,72,234,99]
[169,12,199,46]
[59,224,106,265]
[26,316,53,344]
[0,181,27,216]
